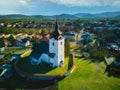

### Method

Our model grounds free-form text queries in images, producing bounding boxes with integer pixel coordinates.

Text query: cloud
[0,0,120,14]
[0,0,32,14]
[47,0,120,7]
[0,0,50,14]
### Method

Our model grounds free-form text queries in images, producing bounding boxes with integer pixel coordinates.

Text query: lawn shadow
[105,63,120,78]
[83,57,103,63]
[67,55,73,71]
[0,73,58,90]
[16,56,55,74]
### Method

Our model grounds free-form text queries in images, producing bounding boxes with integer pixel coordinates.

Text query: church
[30,22,64,67]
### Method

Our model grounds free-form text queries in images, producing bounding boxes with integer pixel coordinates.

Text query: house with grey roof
[15,37,30,47]
[64,31,77,41]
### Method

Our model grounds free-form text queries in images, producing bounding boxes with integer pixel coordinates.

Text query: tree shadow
[105,63,120,78]
[67,55,73,71]
[0,73,58,90]
[80,57,103,65]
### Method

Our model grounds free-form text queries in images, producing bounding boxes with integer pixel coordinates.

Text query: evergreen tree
[0,37,5,47]
[65,38,70,57]
[0,26,4,33]
[41,29,45,35]
[8,35,15,46]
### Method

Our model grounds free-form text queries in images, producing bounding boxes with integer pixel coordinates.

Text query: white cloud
[0,0,120,14]
[0,0,32,14]
[0,0,49,14]
[47,0,120,7]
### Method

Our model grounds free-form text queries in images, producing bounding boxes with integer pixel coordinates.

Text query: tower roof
[51,21,63,40]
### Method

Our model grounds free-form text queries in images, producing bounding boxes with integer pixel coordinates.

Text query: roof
[64,31,76,36]
[51,22,63,40]
[0,54,5,59]
[81,33,91,38]
[22,38,29,43]
[49,53,55,58]
[30,41,49,59]
[105,57,115,65]
[11,54,21,58]
[64,33,75,36]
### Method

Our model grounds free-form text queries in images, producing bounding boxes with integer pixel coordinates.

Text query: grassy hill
[58,58,120,90]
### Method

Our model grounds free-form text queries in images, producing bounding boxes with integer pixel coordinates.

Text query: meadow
[58,58,120,90]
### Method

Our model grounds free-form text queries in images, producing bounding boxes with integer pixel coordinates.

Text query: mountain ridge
[0,11,120,18]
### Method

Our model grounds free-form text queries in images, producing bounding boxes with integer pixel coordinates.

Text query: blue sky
[0,0,120,15]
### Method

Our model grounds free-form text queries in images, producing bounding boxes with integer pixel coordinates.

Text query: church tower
[49,21,64,67]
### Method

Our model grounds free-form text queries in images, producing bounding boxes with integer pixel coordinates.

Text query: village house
[15,37,30,48]
[0,23,5,27]
[64,31,77,41]
[0,64,12,82]
[0,37,7,52]
[77,32,93,45]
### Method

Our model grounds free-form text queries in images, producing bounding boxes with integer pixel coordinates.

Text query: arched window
[53,42,54,46]
[61,42,62,45]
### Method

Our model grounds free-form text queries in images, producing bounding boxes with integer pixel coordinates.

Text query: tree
[90,48,107,60]
[0,26,4,33]
[0,37,5,48]
[7,35,15,46]
[41,29,45,35]
[65,38,70,57]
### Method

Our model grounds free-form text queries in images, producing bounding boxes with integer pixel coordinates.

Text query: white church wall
[49,37,64,67]
[49,38,58,54]
[49,58,55,67]
[57,38,64,66]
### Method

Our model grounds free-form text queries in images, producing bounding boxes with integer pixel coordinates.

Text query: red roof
[36,35,43,39]
[44,34,50,40]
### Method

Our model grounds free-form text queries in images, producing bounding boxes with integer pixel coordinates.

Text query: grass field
[47,57,69,75]
[58,58,120,90]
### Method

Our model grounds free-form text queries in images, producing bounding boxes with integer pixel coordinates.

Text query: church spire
[51,19,62,40]
[55,18,58,30]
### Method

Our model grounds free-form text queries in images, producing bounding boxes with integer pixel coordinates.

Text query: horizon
[1,10,120,16]
[0,0,120,15]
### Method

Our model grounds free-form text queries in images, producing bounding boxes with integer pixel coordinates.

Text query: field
[0,18,54,23]
[58,58,120,90]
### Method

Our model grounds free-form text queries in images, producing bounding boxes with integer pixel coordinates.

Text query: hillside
[0,11,120,18]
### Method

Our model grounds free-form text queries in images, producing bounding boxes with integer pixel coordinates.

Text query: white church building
[30,22,64,67]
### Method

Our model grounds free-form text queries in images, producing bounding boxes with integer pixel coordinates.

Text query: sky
[0,0,120,15]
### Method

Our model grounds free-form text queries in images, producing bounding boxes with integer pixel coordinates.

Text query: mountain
[74,11,120,18]
[0,14,31,18]
[115,15,120,18]
[0,11,120,18]
[94,11,120,18]
[51,14,76,18]
[74,13,95,18]
[32,15,45,18]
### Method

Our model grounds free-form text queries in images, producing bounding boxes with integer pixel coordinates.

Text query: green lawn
[58,58,120,90]
[8,47,29,54]
[47,57,69,75]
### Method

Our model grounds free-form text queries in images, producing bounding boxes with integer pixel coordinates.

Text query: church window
[61,42,62,45]
[53,42,54,46]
